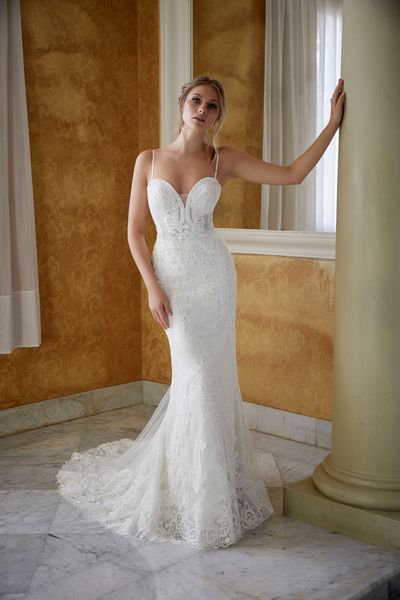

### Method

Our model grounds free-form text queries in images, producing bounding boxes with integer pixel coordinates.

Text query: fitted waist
[154,228,219,245]
[153,211,217,240]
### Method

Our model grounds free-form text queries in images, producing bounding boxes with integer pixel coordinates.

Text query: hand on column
[329,78,347,129]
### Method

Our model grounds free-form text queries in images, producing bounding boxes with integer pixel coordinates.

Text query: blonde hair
[177,75,227,164]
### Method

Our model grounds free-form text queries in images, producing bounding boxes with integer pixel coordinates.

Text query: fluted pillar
[312,0,400,510]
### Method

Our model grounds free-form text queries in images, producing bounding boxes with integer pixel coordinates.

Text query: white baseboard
[0,379,331,450]
[0,381,142,438]
[142,380,331,450]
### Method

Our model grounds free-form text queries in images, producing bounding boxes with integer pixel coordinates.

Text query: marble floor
[0,403,399,600]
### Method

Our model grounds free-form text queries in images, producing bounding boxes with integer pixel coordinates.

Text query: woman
[57,75,346,550]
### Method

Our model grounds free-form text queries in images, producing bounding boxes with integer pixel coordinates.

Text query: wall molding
[0,380,331,450]
[216,228,336,259]
[159,0,192,146]
[159,0,335,259]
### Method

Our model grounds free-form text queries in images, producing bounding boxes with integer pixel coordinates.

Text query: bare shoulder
[133,149,155,183]
[135,148,153,166]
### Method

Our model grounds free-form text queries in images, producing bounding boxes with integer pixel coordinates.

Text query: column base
[313,456,400,511]
[283,476,400,550]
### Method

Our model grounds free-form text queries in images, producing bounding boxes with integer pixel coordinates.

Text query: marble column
[312,0,400,510]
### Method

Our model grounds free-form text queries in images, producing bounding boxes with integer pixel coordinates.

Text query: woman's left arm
[290,79,346,183]
[225,78,346,186]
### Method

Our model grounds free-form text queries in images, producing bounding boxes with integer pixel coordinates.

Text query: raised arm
[291,79,346,182]
[225,78,346,186]
[223,146,298,186]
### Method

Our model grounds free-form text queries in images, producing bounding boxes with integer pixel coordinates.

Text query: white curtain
[0,0,41,354]
[262,0,343,232]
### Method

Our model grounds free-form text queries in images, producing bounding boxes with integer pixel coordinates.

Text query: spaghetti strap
[214,148,219,178]
[151,149,155,180]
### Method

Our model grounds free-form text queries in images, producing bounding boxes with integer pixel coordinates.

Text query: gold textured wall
[235,255,334,420]
[0,0,159,410]
[1,0,334,422]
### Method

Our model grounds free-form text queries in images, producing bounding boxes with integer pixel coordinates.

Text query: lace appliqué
[56,176,273,550]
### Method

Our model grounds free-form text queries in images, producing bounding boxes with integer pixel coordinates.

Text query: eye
[190,96,218,110]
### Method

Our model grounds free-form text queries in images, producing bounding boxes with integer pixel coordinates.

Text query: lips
[193,116,205,122]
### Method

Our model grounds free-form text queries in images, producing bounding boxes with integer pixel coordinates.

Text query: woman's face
[181,84,220,132]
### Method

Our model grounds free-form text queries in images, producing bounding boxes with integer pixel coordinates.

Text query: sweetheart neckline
[147,177,221,208]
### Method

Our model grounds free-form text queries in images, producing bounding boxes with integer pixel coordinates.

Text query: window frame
[159,0,337,259]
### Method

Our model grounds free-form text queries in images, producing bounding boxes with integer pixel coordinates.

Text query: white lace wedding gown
[56,148,274,549]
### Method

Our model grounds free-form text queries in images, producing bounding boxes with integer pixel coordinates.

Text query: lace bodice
[178,191,188,206]
[146,148,221,240]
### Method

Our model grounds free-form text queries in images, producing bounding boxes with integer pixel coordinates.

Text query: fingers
[166,303,173,319]
[335,78,345,100]
[153,302,172,330]
[160,301,172,330]
[154,309,168,330]
[153,311,166,329]
[338,84,346,104]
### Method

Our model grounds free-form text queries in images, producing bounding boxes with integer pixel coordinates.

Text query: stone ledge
[283,476,400,551]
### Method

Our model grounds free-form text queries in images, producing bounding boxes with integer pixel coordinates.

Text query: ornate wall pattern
[0,0,159,409]
[235,255,334,420]
[1,0,334,421]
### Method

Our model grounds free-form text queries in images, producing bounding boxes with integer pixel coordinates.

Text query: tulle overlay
[56,172,274,550]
